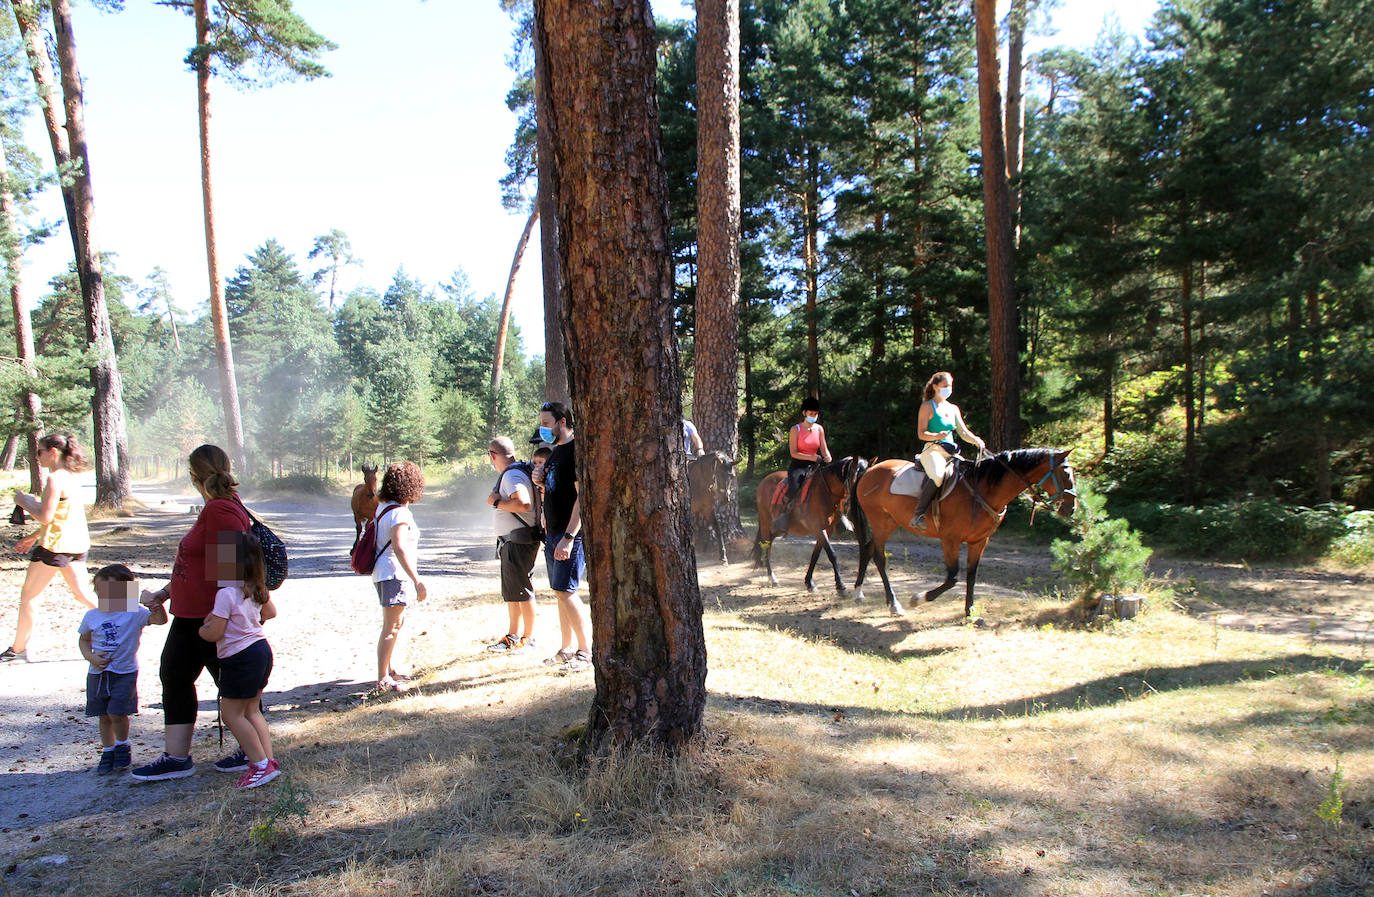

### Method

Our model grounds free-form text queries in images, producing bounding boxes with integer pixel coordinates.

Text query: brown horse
[688,451,735,564]
[752,456,868,595]
[851,448,1076,616]
[351,463,379,547]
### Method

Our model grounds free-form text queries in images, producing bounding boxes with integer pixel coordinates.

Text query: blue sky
[16,0,1156,359]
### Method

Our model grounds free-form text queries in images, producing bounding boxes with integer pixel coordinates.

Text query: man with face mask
[535,402,592,672]
[911,371,986,530]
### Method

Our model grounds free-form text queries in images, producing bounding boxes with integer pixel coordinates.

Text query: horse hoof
[837,587,850,599]
[807,583,819,594]
[854,588,865,603]
[888,603,905,617]
[768,577,779,587]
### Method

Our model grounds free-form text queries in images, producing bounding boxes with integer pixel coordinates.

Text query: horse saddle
[889,462,962,502]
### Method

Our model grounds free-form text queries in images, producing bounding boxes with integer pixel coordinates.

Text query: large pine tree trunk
[1005,0,1027,248]
[694,0,744,538]
[195,0,247,471]
[534,33,569,405]
[803,144,821,398]
[0,140,44,494]
[1181,265,1197,503]
[48,0,132,507]
[974,0,1021,449]
[490,206,539,436]
[535,0,706,752]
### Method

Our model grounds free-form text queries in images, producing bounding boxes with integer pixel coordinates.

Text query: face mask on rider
[937,386,953,401]
[538,425,555,443]
[805,414,818,424]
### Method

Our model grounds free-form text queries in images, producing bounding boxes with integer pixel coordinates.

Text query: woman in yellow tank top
[1,434,97,663]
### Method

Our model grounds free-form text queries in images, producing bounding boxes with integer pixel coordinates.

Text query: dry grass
[6,539,1373,897]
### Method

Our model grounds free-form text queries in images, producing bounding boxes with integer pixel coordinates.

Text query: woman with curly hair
[372,461,427,691]
[2,434,97,663]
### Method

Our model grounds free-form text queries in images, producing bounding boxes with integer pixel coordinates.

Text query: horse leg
[714,512,729,565]
[872,539,902,616]
[765,531,780,587]
[854,535,871,603]
[917,537,961,607]
[818,530,849,598]
[964,538,989,618]
[804,538,823,592]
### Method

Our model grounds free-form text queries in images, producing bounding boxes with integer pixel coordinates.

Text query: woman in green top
[911,371,985,530]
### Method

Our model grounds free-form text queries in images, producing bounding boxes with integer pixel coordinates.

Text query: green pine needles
[1051,480,1152,612]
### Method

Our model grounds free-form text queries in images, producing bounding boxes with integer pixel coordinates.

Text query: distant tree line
[0,239,544,477]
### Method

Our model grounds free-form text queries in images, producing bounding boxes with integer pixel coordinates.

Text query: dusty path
[0,480,510,835]
[2,483,1369,842]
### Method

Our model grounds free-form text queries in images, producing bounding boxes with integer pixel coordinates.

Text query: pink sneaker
[236,758,281,790]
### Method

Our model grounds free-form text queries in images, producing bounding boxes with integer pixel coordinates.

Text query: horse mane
[970,448,1056,488]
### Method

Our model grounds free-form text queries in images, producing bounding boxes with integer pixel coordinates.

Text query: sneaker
[511,636,535,655]
[0,646,27,663]
[486,634,519,652]
[110,743,132,771]
[130,752,194,781]
[96,749,116,775]
[236,758,281,790]
[543,649,575,666]
[560,650,592,672]
[213,748,248,773]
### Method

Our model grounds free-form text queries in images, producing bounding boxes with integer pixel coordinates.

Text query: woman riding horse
[770,397,833,532]
[852,448,1076,617]
[912,372,985,530]
[754,456,867,595]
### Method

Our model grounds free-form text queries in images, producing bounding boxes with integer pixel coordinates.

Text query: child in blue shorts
[78,564,167,774]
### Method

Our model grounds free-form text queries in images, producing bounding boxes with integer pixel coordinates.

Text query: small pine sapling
[1051,481,1152,618]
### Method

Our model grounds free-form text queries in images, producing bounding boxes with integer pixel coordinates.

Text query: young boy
[78,564,167,774]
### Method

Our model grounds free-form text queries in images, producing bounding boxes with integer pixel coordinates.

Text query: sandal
[542,649,575,666]
[377,678,408,693]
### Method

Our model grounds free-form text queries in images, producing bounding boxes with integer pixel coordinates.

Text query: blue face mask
[805,414,818,424]
[538,426,555,444]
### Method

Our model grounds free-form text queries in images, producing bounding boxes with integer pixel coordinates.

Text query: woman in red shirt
[131,444,251,781]
[771,397,833,531]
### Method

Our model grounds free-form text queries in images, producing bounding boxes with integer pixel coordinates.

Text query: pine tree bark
[1180,265,1197,503]
[1005,0,1028,248]
[694,0,744,538]
[490,206,539,435]
[974,0,1021,449]
[194,0,247,471]
[534,0,706,752]
[0,139,44,494]
[534,31,569,405]
[45,0,132,507]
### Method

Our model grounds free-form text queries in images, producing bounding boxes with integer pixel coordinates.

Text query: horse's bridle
[981,449,1077,513]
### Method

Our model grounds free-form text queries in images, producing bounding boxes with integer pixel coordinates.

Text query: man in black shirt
[536,402,591,672]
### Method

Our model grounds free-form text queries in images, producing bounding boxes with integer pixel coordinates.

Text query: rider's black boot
[909,477,938,530]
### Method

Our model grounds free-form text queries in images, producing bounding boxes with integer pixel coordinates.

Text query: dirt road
[1,481,1369,840]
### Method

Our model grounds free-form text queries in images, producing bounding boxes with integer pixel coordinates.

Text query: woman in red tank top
[771,397,833,530]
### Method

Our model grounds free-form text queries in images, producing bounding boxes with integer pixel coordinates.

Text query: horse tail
[847,458,873,551]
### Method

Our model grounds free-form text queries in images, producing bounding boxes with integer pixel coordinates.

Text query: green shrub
[1052,480,1153,606]
[1330,510,1374,566]
[1115,498,1351,561]
[254,473,335,496]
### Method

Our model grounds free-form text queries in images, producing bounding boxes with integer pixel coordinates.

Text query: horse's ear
[1052,449,1071,466]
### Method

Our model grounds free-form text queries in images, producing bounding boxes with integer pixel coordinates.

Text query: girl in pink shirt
[198,531,279,789]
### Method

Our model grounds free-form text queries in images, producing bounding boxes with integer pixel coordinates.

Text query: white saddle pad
[889,463,960,499]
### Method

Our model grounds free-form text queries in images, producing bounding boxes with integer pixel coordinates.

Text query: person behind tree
[681,418,704,459]
[911,371,986,530]
[2,434,98,663]
[772,396,832,531]
[536,401,592,672]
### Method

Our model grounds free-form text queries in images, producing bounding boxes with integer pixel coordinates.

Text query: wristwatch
[562,532,576,540]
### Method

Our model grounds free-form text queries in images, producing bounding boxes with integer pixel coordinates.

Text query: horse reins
[977,448,1077,524]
